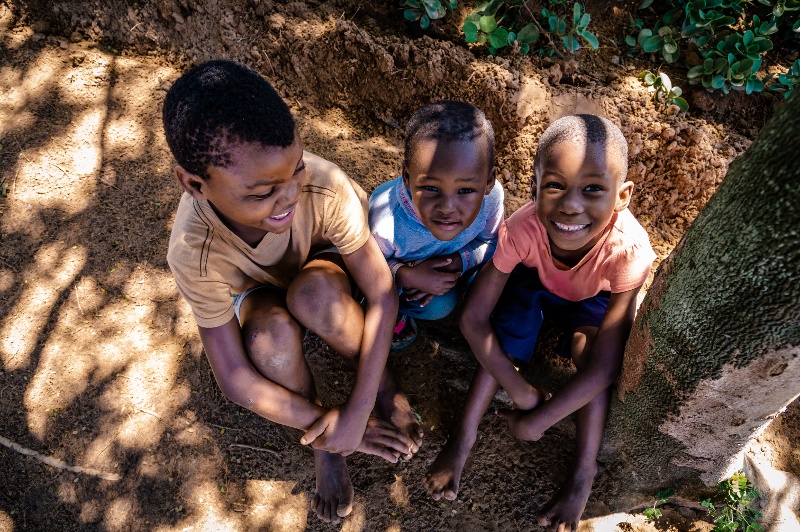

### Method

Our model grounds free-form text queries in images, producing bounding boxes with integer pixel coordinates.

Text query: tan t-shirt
[167,152,370,328]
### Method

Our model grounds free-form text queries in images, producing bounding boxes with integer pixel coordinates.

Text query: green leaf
[687,65,705,78]
[479,15,497,33]
[562,34,579,51]
[644,72,656,85]
[548,15,559,32]
[671,96,689,111]
[405,0,421,7]
[404,9,421,21]
[488,27,509,49]
[642,35,664,53]
[423,0,446,20]
[581,30,599,49]
[463,20,479,42]
[625,35,636,47]
[420,14,430,29]
[664,40,678,54]
[519,43,530,54]
[579,13,590,29]
[573,3,581,26]
[507,31,516,44]
[637,28,652,46]
[517,23,540,44]
[743,29,754,46]
[638,0,655,8]
[659,72,672,91]
[746,78,764,94]
[711,74,725,89]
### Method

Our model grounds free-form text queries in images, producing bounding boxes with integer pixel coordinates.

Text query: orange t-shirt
[492,201,656,301]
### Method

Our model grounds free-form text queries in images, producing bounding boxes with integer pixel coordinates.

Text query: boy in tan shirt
[163,60,422,524]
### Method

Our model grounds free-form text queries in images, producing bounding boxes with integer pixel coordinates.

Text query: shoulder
[505,201,537,230]
[304,152,350,195]
[168,194,210,263]
[369,176,402,208]
[610,209,655,252]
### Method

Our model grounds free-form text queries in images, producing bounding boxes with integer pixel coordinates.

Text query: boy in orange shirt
[425,114,656,531]
[163,60,422,524]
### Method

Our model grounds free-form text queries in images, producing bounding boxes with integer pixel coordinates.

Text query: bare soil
[1,1,797,530]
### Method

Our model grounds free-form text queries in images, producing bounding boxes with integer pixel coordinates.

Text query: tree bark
[603,92,800,509]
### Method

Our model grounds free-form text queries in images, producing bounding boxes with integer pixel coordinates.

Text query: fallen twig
[0,434,122,481]
[228,443,279,456]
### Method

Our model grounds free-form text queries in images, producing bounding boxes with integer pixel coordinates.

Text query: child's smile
[403,138,495,242]
[536,139,632,266]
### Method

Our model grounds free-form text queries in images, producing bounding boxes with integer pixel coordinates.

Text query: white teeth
[554,222,588,232]
[269,210,291,220]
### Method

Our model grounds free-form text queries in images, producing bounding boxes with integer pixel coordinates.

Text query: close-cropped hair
[534,114,629,181]
[162,59,295,180]
[404,101,495,167]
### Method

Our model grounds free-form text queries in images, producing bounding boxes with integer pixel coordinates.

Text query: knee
[287,269,350,333]
[571,326,597,370]
[242,309,303,372]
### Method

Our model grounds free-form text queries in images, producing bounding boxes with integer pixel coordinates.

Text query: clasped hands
[395,253,463,307]
[300,404,415,463]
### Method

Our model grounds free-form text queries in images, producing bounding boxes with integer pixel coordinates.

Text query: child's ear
[531,175,537,201]
[401,164,411,189]
[615,180,634,212]
[485,166,497,195]
[175,166,208,200]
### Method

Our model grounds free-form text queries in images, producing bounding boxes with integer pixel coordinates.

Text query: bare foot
[312,450,354,524]
[423,433,475,501]
[536,467,596,532]
[375,380,424,459]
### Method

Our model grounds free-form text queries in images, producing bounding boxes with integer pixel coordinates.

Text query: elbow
[215,370,255,410]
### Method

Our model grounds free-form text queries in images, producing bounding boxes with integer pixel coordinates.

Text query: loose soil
[0,1,797,530]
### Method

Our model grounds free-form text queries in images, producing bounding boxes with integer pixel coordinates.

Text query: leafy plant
[404,0,457,29]
[462,1,597,56]
[771,58,800,98]
[642,488,674,523]
[639,70,689,111]
[627,0,800,97]
[700,471,763,532]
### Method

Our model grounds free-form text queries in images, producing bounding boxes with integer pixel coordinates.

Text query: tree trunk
[603,92,800,509]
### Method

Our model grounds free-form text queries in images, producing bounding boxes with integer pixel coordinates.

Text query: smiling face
[535,138,633,266]
[175,135,307,246]
[402,137,495,241]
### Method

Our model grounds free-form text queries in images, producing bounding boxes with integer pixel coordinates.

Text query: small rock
[610,55,620,65]
[172,12,185,25]
[31,20,51,34]
[691,90,715,112]
[59,38,69,50]
[70,31,82,43]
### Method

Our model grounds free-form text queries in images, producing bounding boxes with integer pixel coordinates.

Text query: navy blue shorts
[491,265,610,363]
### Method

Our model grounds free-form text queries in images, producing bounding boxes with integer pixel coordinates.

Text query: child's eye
[458,188,476,194]
[251,190,275,200]
[543,182,564,190]
[584,184,604,192]
[421,186,439,193]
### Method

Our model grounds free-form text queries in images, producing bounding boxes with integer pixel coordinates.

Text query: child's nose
[437,196,456,213]
[560,188,583,214]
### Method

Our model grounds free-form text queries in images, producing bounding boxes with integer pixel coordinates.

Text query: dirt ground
[1,0,797,530]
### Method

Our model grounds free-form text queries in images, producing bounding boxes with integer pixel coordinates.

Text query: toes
[443,488,457,501]
[337,498,353,518]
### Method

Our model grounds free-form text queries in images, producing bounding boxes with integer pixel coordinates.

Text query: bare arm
[500,285,641,441]
[300,236,400,453]
[198,318,325,430]
[459,261,542,407]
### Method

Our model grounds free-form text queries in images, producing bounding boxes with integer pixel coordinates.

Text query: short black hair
[162,59,295,180]
[404,101,495,167]
[534,114,628,181]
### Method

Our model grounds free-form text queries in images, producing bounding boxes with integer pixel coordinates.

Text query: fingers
[358,440,400,463]
[300,418,328,446]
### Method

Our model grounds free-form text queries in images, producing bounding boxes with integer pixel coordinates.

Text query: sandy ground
[1,1,797,530]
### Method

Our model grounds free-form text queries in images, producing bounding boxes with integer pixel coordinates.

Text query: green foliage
[700,471,763,532]
[627,0,800,97]
[642,488,674,523]
[404,0,458,29]
[639,70,689,111]
[462,1,597,56]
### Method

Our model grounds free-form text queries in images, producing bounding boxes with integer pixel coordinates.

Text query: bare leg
[288,254,423,456]
[538,326,604,532]
[240,290,352,524]
[424,365,498,500]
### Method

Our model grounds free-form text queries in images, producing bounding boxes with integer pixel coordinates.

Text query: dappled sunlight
[341,501,366,532]
[1,242,86,371]
[243,480,308,531]
[102,496,137,530]
[157,481,242,531]
[0,51,60,121]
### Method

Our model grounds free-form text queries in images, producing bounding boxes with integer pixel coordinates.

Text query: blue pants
[491,265,610,362]
[399,265,481,321]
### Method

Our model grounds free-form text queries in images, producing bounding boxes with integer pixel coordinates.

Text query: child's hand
[396,256,460,296]
[300,406,367,456]
[357,417,417,463]
[497,408,545,442]
[401,288,435,307]
[511,385,551,411]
